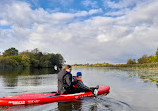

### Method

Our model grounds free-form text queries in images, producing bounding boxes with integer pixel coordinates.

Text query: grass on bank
[73,62,158,69]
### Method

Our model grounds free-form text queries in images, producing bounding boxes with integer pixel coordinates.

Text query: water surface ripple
[0,67,158,111]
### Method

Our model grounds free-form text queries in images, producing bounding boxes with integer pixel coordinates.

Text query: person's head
[77,72,82,79]
[63,65,72,72]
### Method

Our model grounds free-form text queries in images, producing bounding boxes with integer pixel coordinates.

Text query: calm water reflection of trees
[0,68,57,87]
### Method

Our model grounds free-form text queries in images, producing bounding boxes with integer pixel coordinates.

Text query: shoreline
[72,63,158,70]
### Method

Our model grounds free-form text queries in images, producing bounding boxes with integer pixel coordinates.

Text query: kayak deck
[4,93,57,99]
[0,85,110,105]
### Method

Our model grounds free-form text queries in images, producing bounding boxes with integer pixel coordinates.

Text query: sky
[0,0,158,64]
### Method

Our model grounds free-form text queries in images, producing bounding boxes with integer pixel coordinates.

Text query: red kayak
[0,85,110,105]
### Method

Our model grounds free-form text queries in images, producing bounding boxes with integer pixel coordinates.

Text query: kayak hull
[0,85,110,105]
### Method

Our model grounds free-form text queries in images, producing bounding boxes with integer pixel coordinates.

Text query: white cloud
[0,1,33,27]
[103,0,149,9]
[0,20,9,25]
[74,9,103,17]
[0,0,158,64]
[105,8,130,16]
[82,0,98,8]
[119,1,158,26]
[51,12,74,21]
[97,34,109,42]
[89,8,103,15]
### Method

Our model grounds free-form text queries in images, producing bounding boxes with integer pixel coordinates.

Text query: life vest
[73,76,83,88]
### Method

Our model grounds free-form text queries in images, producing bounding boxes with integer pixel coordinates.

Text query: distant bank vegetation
[73,48,158,69]
[0,47,65,69]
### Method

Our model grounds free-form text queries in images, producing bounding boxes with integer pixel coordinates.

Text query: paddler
[57,65,98,96]
[58,65,73,94]
[73,72,99,95]
[73,72,83,88]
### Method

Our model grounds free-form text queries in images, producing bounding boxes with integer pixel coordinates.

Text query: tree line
[0,47,65,69]
[73,63,112,67]
[73,48,158,68]
[127,48,158,64]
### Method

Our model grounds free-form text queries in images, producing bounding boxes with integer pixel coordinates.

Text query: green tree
[39,54,53,68]
[0,56,18,66]
[31,48,40,54]
[3,47,18,56]
[30,58,39,67]
[9,56,22,66]
[147,56,157,63]
[156,48,158,56]
[137,55,149,64]
[127,59,136,64]
[0,48,65,69]
[21,55,30,67]
[52,54,65,68]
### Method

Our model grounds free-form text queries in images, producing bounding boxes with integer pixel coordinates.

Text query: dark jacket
[58,70,73,94]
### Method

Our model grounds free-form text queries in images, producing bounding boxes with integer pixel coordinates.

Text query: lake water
[0,67,158,111]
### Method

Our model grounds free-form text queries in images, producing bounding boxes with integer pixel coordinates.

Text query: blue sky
[24,0,104,11]
[18,0,139,15]
[0,0,158,64]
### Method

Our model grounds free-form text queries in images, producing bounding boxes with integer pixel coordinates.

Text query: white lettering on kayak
[8,101,25,105]
[75,96,78,99]
[28,100,40,104]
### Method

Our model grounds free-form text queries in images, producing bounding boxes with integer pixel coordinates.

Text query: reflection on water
[0,96,132,111]
[57,100,82,111]
[0,97,133,111]
[0,67,158,111]
[0,68,58,96]
[0,68,57,88]
[73,67,158,87]
[56,96,133,111]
